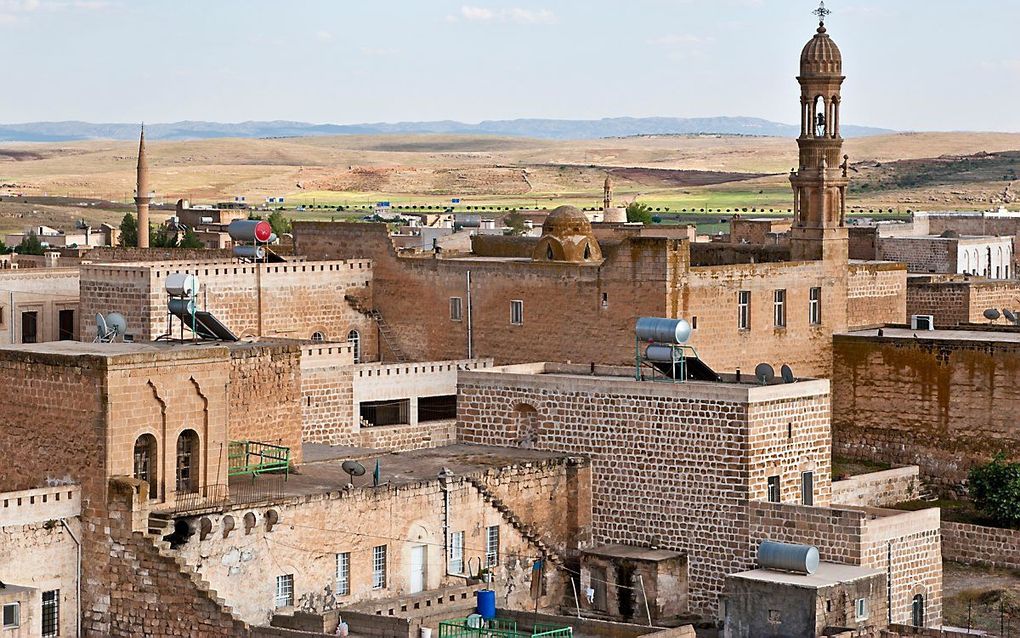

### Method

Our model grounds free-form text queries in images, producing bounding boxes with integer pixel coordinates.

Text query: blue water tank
[476,589,496,620]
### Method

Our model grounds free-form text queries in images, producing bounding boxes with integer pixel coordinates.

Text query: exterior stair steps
[369,309,408,363]
[148,511,173,537]
[465,477,566,568]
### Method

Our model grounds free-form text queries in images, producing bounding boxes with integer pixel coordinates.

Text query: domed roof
[542,205,592,237]
[800,24,842,77]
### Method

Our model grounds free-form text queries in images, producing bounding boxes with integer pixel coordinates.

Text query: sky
[0,0,1018,132]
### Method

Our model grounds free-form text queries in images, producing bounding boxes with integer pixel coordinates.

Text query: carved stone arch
[146,380,168,501]
[534,237,565,262]
[511,403,541,449]
[188,376,211,492]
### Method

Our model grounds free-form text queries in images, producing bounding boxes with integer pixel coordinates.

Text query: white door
[410,545,427,593]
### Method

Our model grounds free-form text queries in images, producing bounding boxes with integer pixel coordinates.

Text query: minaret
[603,174,613,211]
[789,2,849,262]
[134,125,151,248]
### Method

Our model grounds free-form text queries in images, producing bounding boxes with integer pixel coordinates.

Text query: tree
[503,209,527,236]
[178,228,204,249]
[626,201,653,224]
[119,212,138,247]
[150,224,178,249]
[969,454,1020,528]
[15,231,45,255]
[267,210,292,236]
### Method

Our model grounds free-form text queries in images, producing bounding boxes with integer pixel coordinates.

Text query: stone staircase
[918,483,939,502]
[148,511,173,538]
[465,477,565,568]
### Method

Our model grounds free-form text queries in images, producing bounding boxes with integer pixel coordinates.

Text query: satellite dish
[106,312,128,337]
[341,461,366,477]
[95,313,108,339]
[984,308,1002,321]
[754,363,775,385]
[467,615,484,629]
[780,364,795,384]
[1005,309,1018,325]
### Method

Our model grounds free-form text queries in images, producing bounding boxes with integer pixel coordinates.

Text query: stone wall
[456,365,831,616]
[879,237,955,274]
[942,521,1020,571]
[301,343,356,443]
[170,461,584,626]
[832,334,1020,485]
[831,467,920,508]
[293,222,906,378]
[85,246,234,262]
[229,342,304,464]
[847,263,907,328]
[79,260,377,354]
[906,278,1020,327]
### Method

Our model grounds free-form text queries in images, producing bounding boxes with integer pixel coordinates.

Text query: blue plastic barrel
[476,589,496,620]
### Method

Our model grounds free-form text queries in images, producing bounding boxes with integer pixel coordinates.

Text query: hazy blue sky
[1,0,1018,131]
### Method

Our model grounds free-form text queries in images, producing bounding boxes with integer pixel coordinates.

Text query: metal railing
[168,476,286,514]
[228,440,291,478]
[438,618,571,638]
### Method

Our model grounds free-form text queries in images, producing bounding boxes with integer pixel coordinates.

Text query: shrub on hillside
[969,455,1020,528]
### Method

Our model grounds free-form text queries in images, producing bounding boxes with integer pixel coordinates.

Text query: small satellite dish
[984,308,1002,321]
[341,461,366,477]
[780,364,795,384]
[754,363,775,385]
[1005,309,1018,325]
[106,312,128,337]
[467,615,484,629]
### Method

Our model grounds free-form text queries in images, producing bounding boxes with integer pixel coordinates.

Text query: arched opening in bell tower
[813,95,827,138]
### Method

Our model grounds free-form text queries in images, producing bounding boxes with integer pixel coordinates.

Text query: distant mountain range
[0,117,894,142]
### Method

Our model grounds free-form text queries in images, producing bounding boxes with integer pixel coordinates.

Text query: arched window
[133,434,158,500]
[911,594,925,627]
[583,243,592,260]
[175,430,200,494]
[311,331,325,342]
[512,403,541,449]
[347,330,361,363]
[546,244,554,260]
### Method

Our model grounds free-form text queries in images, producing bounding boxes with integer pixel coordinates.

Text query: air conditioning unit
[910,315,935,331]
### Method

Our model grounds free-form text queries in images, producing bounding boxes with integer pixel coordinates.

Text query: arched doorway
[911,594,924,627]
[133,434,158,500]
[512,404,541,449]
[175,429,200,494]
[347,330,361,363]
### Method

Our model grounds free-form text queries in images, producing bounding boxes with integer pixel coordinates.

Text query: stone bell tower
[790,3,849,263]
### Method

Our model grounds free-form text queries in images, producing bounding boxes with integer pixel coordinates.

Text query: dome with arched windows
[800,24,842,77]
[532,205,603,263]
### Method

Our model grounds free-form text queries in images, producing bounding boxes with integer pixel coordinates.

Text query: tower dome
[800,23,842,77]
[533,205,603,263]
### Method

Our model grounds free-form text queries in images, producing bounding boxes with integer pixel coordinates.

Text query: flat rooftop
[167,444,577,514]
[839,327,1020,344]
[583,543,684,562]
[0,338,295,360]
[730,562,882,588]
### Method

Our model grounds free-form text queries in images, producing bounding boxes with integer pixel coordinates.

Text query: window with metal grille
[336,553,350,596]
[2,602,19,628]
[510,300,524,325]
[175,429,199,493]
[450,297,463,321]
[485,525,500,567]
[372,545,387,589]
[767,475,780,503]
[418,395,457,422]
[737,291,750,330]
[773,289,786,327]
[449,531,465,574]
[809,287,822,325]
[275,574,294,608]
[347,330,361,363]
[855,597,868,621]
[133,434,158,500]
[42,590,59,637]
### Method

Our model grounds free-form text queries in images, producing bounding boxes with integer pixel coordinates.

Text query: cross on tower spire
[812,1,831,26]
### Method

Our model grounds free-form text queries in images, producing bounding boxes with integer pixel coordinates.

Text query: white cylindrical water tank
[635,317,692,344]
[757,540,820,575]
[233,245,266,260]
[165,273,198,297]
[645,345,677,362]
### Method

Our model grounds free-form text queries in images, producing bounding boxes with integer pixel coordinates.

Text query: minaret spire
[134,124,151,248]
[603,174,613,212]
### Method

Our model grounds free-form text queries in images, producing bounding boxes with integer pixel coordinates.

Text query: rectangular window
[58,309,75,340]
[809,287,822,325]
[21,310,38,343]
[2,602,19,628]
[42,589,59,637]
[275,574,294,608]
[372,545,388,589]
[510,300,524,325]
[336,552,350,596]
[801,471,814,506]
[855,597,869,621]
[450,297,463,321]
[600,292,608,309]
[486,525,500,567]
[737,290,750,330]
[767,475,781,503]
[360,399,410,427]
[773,289,786,327]
[449,531,465,575]
[418,395,457,422]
